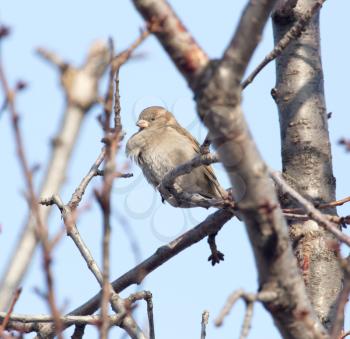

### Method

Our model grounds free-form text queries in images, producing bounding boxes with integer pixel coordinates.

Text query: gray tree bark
[272,0,343,330]
[11,1,345,337]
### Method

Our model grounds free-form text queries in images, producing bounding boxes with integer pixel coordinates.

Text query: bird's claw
[208,250,225,266]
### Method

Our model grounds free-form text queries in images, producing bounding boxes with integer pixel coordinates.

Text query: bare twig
[340,331,350,339]
[146,297,155,339]
[283,195,350,214]
[68,148,106,210]
[240,301,254,339]
[0,288,22,336]
[0,312,123,326]
[161,153,219,190]
[36,47,67,71]
[146,293,155,339]
[98,193,112,339]
[158,152,231,209]
[134,0,330,336]
[36,31,150,338]
[126,291,155,339]
[0,53,63,338]
[158,151,348,225]
[271,171,350,246]
[0,40,110,311]
[40,193,146,339]
[339,138,350,152]
[102,29,150,122]
[200,310,209,339]
[96,170,133,178]
[1,290,154,335]
[242,0,325,89]
[40,51,145,339]
[331,281,350,338]
[330,260,350,338]
[95,29,148,337]
[214,289,277,329]
[96,41,122,339]
[36,209,234,337]
[114,28,150,68]
[283,212,350,227]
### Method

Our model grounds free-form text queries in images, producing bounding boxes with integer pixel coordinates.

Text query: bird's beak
[136,119,149,130]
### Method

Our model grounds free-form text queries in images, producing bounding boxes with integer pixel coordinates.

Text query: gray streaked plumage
[126,106,227,207]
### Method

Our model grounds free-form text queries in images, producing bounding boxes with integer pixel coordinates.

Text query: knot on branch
[37,41,110,111]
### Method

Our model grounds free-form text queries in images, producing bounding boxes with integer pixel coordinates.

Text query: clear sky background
[1,1,350,338]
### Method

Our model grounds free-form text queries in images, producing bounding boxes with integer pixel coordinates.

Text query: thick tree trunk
[272,0,343,330]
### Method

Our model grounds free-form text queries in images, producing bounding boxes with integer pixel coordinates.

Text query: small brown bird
[126,106,227,208]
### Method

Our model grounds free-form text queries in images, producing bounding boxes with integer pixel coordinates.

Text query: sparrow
[126,106,228,208]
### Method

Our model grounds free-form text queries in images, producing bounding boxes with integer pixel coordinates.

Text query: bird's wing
[202,164,226,199]
[167,124,201,151]
[168,125,226,199]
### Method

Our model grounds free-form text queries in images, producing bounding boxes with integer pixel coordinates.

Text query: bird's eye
[151,117,155,121]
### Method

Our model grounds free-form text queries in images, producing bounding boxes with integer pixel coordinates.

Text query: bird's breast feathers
[126,126,197,183]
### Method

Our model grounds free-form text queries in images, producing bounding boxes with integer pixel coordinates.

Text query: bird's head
[136,106,176,130]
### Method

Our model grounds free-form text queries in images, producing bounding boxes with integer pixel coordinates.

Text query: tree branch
[194,0,328,337]
[161,153,219,190]
[131,0,331,336]
[68,148,106,210]
[157,152,230,208]
[330,260,350,338]
[272,0,343,328]
[220,0,278,82]
[283,195,350,213]
[0,288,22,336]
[125,291,155,339]
[0,49,64,338]
[215,288,277,339]
[95,38,126,339]
[34,209,234,337]
[215,289,277,327]
[0,41,110,311]
[200,310,209,339]
[271,171,350,246]
[242,0,325,88]
[0,290,152,334]
[40,193,146,339]
[131,0,209,89]
[1,313,123,326]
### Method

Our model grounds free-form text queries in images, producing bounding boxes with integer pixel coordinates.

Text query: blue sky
[1,1,350,338]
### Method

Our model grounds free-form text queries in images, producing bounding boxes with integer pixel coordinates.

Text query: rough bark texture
[272,0,342,330]
[128,0,334,337]
[9,1,343,337]
[194,1,326,337]
[132,0,209,89]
